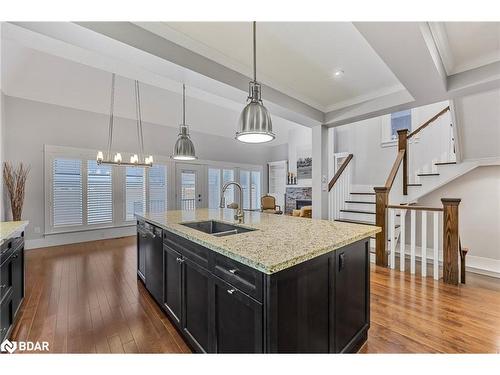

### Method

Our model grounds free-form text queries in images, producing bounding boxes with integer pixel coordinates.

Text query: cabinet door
[145,227,164,304]
[137,229,146,281]
[163,245,182,324]
[0,294,13,342]
[213,277,263,353]
[334,241,369,352]
[182,258,211,353]
[11,246,24,315]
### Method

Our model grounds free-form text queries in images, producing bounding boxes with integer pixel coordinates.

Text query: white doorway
[175,163,206,209]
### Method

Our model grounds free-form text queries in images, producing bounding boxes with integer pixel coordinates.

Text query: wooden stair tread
[350,192,375,195]
[340,209,375,215]
[417,173,440,176]
[335,219,376,226]
[435,161,457,166]
[345,200,375,204]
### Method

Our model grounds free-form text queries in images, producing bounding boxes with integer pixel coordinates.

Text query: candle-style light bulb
[115,152,122,163]
[97,151,103,163]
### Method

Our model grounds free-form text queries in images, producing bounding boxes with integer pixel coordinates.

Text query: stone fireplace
[285,187,312,214]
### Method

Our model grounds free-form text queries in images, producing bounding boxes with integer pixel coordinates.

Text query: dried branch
[3,162,30,221]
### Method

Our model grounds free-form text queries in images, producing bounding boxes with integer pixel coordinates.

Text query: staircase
[335,189,401,257]
[328,104,467,284]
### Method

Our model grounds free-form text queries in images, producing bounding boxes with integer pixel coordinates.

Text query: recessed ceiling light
[334,69,344,78]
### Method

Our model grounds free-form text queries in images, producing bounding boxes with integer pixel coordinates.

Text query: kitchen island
[136,209,380,353]
[1,221,28,342]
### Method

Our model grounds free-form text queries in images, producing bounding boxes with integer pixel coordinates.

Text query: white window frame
[44,145,174,235]
[380,109,419,148]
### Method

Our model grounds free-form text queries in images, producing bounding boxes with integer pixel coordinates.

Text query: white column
[312,124,329,219]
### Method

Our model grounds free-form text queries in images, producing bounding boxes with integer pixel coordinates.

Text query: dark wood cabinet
[136,224,147,281]
[11,245,24,316]
[137,224,370,353]
[145,226,163,304]
[0,233,24,342]
[182,257,212,353]
[213,276,263,353]
[163,245,182,324]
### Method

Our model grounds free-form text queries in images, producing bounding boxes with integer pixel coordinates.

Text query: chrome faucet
[220,181,244,223]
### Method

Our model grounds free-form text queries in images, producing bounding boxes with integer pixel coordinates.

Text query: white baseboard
[466,256,500,279]
[370,244,500,279]
[25,226,136,250]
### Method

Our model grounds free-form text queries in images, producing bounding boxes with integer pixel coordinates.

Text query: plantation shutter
[126,167,146,221]
[87,160,113,224]
[53,158,83,226]
[148,164,167,213]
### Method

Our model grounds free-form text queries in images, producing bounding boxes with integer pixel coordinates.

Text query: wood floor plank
[9,236,500,353]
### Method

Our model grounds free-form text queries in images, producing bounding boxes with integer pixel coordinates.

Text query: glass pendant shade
[172,125,197,160]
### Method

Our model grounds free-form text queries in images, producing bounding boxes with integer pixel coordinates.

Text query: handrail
[384,150,405,189]
[386,204,443,212]
[408,106,450,139]
[328,153,353,191]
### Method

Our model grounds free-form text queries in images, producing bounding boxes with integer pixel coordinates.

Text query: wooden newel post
[374,187,389,267]
[441,198,461,285]
[397,129,409,196]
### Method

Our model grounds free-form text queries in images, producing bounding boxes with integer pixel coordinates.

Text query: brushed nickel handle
[229,269,238,274]
[176,257,184,264]
[227,288,236,295]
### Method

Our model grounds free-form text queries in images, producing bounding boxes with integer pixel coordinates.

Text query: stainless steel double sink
[180,220,256,237]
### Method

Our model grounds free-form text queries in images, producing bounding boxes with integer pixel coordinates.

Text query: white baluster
[389,208,395,269]
[400,209,406,272]
[433,211,439,280]
[421,211,427,277]
[410,210,416,274]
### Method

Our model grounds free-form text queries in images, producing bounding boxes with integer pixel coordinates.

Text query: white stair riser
[344,202,376,212]
[348,194,375,203]
[339,211,376,223]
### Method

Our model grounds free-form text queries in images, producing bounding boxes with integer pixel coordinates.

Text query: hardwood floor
[11,236,500,353]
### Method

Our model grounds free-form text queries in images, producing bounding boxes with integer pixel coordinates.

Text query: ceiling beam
[9,21,323,128]
[354,22,448,103]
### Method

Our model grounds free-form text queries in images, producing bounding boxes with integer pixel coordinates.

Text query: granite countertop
[0,221,29,246]
[137,209,380,274]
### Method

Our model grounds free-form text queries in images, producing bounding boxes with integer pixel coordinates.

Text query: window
[180,171,196,210]
[126,167,146,221]
[390,110,411,140]
[240,170,261,210]
[240,170,251,209]
[222,169,235,205]
[87,161,112,224]
[251,171,261,210]
[208,168,221,209]
[148,164,167,213]
[53,158,82,227]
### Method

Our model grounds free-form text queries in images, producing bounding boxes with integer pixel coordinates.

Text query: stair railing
[399,106,451,195]
[328,153,353,220]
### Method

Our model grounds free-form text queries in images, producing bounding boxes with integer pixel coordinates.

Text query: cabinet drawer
[213,253,263,302]
[1,237,22,264]
[163,230,210,269]
[0,255,13,302]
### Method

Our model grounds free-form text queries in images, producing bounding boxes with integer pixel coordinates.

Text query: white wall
[334,100,450,187]
[417,166,500,262]
[3,95,277,245]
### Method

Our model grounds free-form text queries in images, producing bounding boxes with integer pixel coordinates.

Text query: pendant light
[236,21,275,144]
[97,73,153,167]
[171,84,197,160]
